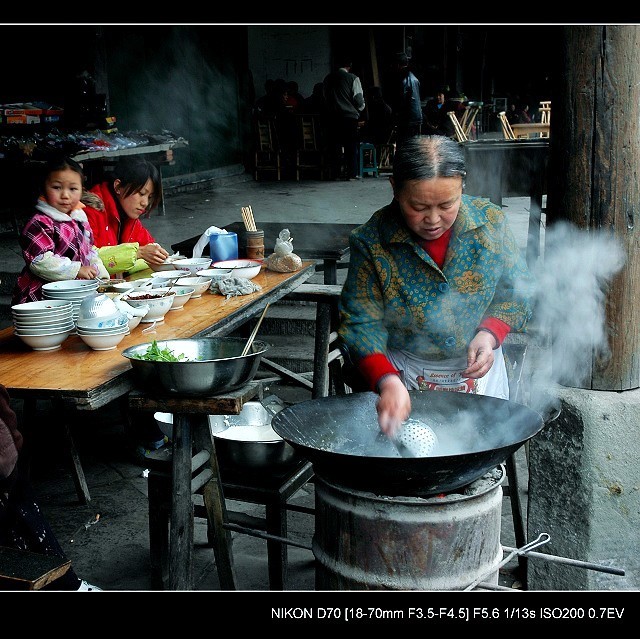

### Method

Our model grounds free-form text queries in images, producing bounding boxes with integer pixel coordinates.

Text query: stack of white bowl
[11,299,75,351]
[42,279,101,321]
[75,294,130,351]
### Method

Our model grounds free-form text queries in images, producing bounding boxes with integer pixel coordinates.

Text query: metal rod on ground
[464,532,551,591]
[501,547,626,576]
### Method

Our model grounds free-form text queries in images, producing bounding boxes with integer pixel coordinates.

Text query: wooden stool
[358,143,379,178]
[129,385,314,590]
[0,546,71,590]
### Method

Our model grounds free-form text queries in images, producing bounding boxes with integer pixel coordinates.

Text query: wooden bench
[0,546,71,590]
[260,283,343,398]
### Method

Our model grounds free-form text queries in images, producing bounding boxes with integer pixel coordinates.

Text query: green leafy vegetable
[131,340,188,362]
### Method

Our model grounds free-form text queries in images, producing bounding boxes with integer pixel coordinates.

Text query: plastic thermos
[245,230,265,260]
[209,232,238,262]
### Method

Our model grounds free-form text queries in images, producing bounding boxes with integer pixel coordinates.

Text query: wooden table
[171,221,359,285]
[462,138,549,267]
[0,262,316,503]
[511,122,550,138]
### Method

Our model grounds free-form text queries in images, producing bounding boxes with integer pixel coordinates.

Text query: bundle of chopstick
[241,205,257,231]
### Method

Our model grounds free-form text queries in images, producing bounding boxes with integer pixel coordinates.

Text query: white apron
[387,346,510,400]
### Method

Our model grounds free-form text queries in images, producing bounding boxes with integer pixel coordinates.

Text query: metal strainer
[393,417,440,457]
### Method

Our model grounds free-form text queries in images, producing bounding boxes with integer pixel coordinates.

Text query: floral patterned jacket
[338,195,534,363]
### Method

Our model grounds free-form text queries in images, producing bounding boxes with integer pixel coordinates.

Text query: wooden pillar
[547,25,640,391]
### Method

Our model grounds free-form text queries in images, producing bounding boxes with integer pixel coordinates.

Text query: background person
[386,52,423,143]
[421,87,454,137]
[338,135,535,436]
[323,56,366,180]
[83,157,169,277]
[12,155,109,306]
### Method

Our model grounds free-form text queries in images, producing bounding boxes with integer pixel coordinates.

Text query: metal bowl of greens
[121,337,269,396]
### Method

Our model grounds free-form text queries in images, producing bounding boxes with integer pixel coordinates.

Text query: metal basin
[271,389,548,497]
[121,337,269,396]
[208,400,299,471]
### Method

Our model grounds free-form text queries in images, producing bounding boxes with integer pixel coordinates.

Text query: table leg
[323,259,337,285]
[312,301,332,399]
[265,503,287,590]
[53,398,91,505]
[169,413,194,590]
[194,418,238,590]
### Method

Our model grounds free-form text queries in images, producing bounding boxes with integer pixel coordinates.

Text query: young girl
[12,156,109,305]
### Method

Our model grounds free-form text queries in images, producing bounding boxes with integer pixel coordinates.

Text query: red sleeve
[478,317,511,347]
[357,353,401,392]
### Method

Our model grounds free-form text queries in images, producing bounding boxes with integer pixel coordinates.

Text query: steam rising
[527,221,626,411]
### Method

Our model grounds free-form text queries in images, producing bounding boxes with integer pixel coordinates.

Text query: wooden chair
[0,546,71,591]
[377,127,396,172]
[254,118,281,181]
[295,114,328,181]
[498,111,516,140]
[459,104,480,139]
[539,101,551,124]
[538,101,551,138]
[447,111,468,142]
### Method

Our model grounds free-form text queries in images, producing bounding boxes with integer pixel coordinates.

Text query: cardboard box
[2,104,43,125]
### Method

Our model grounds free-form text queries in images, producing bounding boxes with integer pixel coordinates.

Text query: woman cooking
[83,157,170,276]
[338,135,535,437]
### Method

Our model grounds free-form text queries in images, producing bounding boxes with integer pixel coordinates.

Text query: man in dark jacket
[323,57,366,180]
[387,52,423,143]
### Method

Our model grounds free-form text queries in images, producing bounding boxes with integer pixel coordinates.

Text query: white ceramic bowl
[172,257,212,276]
[175,276,212,298]
[15,323,75,335]
[14,317,74,330]
[127,314,143,331]
[157,286,195,310]
[77,294,118,321]
[16,330,71,351]
[111,278,153,293]
[122,290,176,323]
[149,255,188,272]
[211,259,262,280]
[78,330,127,351]
[151,270,192,286]
[41,279,100,296]
[11,300,74,316]
[76,312,129,331]
[195,268,231,282]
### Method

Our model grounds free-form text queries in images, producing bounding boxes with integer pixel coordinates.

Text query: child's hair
[40,154,85,194]
[110,158,163,212]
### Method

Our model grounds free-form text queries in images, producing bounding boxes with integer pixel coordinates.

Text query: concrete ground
[1,171,544,594]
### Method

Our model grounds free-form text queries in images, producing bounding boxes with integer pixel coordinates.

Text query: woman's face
[114,178,154,220]
[392,176,463,241]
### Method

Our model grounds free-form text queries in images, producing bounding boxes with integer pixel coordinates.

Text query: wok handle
[543,405,561,425]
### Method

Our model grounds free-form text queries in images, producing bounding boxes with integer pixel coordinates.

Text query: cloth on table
[209,276,262,299]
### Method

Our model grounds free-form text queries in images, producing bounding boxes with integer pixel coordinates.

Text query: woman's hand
[463,330,496,379]
[77,265,99,279]
[138,242,170,266]
[376,374,411,437]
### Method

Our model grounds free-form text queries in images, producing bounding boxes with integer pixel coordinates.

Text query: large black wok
[271,389,548,497]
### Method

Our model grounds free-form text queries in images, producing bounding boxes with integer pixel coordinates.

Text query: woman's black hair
[392,135,466,192]
[110,158,163,211]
